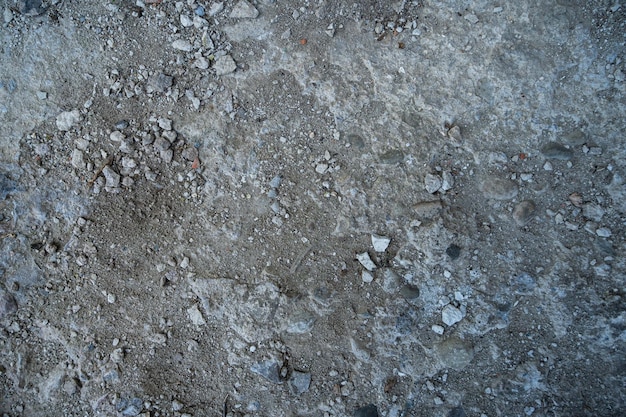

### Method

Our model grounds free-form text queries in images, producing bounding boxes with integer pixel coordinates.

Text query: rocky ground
[1,0,625,416]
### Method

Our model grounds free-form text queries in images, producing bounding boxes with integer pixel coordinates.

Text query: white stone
[110,131,125,142]
[194,56,209,69]
[424,173,442,193]
[187,305,206,325]
[441,304,463,326]
[56,110,82,131]
[172,39,193,52]
[315,163,328,174]
[431,324,445,335]
[158,118,173,131]
[180,14,193,27]
[71,149,85,169]
[361,271,374,283]
[356,252,376,271]
[371,234,391,252]
[596,227,612,237]
[229,0,259,18]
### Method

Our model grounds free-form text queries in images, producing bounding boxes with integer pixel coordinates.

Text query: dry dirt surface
[1,0,625,416]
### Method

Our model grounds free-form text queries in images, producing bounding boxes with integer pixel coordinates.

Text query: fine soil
[0,1,625,416]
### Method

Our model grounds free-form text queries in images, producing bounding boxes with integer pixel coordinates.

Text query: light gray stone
[230,0,259,18]
[56,110,82,131]
[213,55,237,76]
[442,304,463,326]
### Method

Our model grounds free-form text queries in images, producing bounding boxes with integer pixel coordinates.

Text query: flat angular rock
[230,0,259,18]
[289,371,311,395]
[442,304,463,326]
[371,234,390,252]
[356,252,376,271]
[213,55,237,76]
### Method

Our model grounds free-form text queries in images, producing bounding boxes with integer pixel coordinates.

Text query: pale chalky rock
[356,252,376,271]
[442,304,463,326]
[56,110,82,131]
[371,234,391,252]
[230,0,259,18]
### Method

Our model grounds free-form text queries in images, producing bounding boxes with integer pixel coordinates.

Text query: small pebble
[56,109,82,131]
[354,404,379,417]
[371,234,391,252]
[172,39,193,52]
[442,304,463,326]
[213,55,237,76]
[441,171,454,191]
[115,120,129,130]
[432,324,445,335]
[424,173,442,194]
[362,271,374,283]
[0,290,18,318]
[543,161,553,171]
[289,371,311,395]
[541,142,573,160]
[512,200,536,226]
[102,166,121,189]
[180,14,193,27]
[596,227,612,237]
[356,252,376,271]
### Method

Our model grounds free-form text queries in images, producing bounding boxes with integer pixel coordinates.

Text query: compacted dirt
[0,1,625,416]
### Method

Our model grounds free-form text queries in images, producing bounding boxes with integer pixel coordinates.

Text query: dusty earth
[1,0,625,416]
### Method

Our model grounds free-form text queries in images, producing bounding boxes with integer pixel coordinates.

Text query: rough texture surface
[1,1,625,416]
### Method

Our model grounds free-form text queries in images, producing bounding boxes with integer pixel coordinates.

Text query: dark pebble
[399,284,420,299]
[448,406,467,417]
[446,244,461,260]
[541,142,573,160]
[115,120,129,130]
[378,149,404,164]
[354,404,379,417]
[0,290,18,318]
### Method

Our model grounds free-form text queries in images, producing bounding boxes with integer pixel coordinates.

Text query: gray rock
[448,406,467,417]
[213,55,237,76]
[354,404,379,417]
[116,397,143,417]
[154,137,171,152]
[286,311,315,334]
[541,142,573,160]
[230,0,259,18]
[56,110,82,131]
[0,290,18,318]
[512,200,536,226]
[371,234,390,252]
[182,146,198,161]
[441,171,455,191]
[356,252,376,271]
[582,203,605,222]
[102,166,120,189]
[289,371,311,395]
[172,39,193,52]
[596,227,612,237]
[250,360,282,384]
[479,177,518,200]
[442,304,463,326]
[148,73,173,93]
[425,173,442,194]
